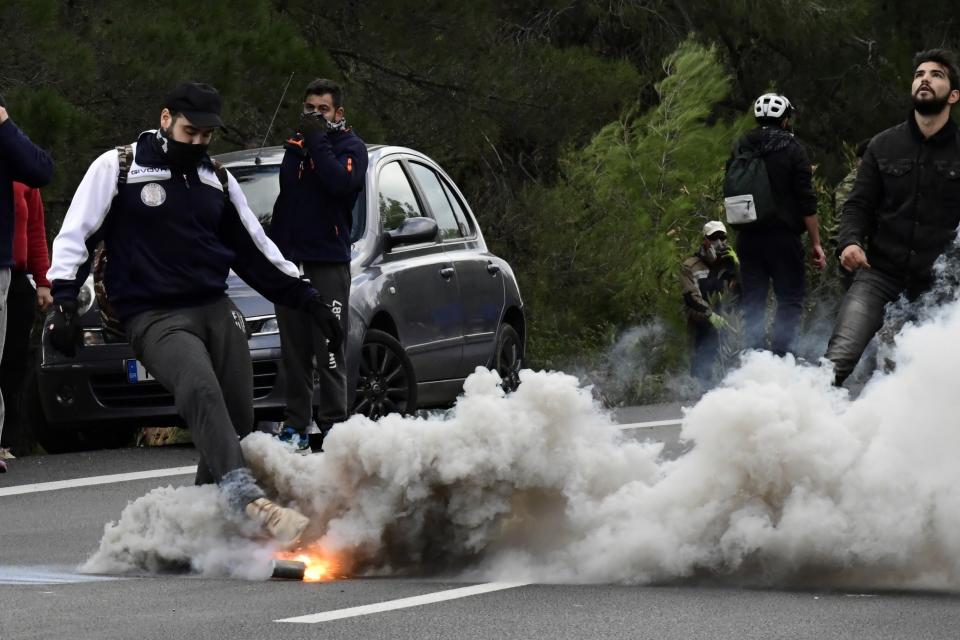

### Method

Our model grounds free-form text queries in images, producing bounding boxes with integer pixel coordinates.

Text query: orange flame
[274,544,339,582]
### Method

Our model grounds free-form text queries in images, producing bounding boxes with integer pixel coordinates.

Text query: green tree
[515,39,751,372]
[0,0,332,232]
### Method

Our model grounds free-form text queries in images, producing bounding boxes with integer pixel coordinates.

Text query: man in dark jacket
[46,83,340,542]
[269,78,369,451]
[826,49,960,385]
[727,93,826,357]
[681,221,740,384]
[0,95,54,473]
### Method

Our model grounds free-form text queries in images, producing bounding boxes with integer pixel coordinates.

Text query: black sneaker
[307,431,326,453]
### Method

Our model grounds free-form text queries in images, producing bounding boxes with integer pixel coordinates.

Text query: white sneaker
[245,497,309,544]
[0,448,15,460]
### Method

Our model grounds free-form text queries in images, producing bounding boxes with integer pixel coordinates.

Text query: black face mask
[158,127,209,169]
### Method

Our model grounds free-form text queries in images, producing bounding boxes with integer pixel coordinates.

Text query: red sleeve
[24,187,51,287]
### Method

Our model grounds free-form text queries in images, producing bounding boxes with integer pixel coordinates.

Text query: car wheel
[23,357,137,454]
[491,324,522,392]
[22,357,85,454]
[353,329,417,419]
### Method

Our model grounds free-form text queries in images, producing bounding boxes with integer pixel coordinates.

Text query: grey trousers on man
[824,268,904,385]
[276,262,350,430]
[125,296,264,509]
[0,268,10,442]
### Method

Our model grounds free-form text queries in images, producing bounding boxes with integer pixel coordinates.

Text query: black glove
[298,112,329,137]
[305,295,344,352]
[47,299,83,357]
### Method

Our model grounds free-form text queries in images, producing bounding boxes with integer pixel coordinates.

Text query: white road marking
[0,566,123,585]
[0,466,196,498]
[615,418,682,430]
[276,582,531,624]
[0,418,680,498]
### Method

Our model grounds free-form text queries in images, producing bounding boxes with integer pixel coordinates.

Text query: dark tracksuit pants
[276,261,350,431]
[0,271,34,450]
[688,317,720,384]
[824,268,903,385]
[125,296,263,509]
[737,228,805,356]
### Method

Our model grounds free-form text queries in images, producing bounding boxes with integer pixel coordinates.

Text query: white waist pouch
[724,195,757,225]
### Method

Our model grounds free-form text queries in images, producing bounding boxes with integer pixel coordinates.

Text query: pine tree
[516,39,751,373]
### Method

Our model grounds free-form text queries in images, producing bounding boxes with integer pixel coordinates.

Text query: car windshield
[230,165,281,228]
[230,164,366,242]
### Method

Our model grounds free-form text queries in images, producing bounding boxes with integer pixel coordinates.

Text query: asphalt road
[2,404,958,640]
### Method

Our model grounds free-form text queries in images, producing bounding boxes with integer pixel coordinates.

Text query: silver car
[26,145,525,452]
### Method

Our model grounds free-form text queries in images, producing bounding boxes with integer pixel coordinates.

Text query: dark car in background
[24,145,525,452]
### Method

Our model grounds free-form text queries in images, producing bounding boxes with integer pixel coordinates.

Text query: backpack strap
[116,144,134,187]
[211,159,230,196]
[95,144,135,343]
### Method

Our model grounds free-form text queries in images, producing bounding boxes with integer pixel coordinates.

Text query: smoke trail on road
[83,248,960,589]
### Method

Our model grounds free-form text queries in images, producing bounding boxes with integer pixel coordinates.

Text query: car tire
[491,324,522,392]
[22,356,85,454]
[353,329,417,419]
[23,357,137,454]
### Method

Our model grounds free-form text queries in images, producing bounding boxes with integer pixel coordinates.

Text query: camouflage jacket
[680,250,739,322]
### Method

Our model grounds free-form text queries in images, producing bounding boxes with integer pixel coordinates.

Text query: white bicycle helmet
[754,93,793,119]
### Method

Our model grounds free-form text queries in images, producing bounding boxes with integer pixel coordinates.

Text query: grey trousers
[125,296,263,508]
[824,268,904,385]
[0,268,9,442]
[276,262,350,430]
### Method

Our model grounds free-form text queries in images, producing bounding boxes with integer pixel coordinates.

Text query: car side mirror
[383,217,438,251]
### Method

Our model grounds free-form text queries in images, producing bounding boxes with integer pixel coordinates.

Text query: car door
[406,161,504,378]
[376,159,464,382]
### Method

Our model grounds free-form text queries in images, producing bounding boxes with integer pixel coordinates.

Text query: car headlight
[251,316,279,336]
[83,328,105,346]
[77,274,96,315]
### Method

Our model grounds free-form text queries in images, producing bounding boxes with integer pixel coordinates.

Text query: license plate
[125,359,155,383]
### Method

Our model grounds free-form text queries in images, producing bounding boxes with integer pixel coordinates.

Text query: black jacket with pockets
[838,116,960,290]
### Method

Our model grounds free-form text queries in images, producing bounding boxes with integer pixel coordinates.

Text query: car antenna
[255,71,295,166]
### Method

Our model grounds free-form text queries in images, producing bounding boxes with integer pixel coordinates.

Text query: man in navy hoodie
[269,78,368,450]
[0,95,54,473]
[46,83,341,542]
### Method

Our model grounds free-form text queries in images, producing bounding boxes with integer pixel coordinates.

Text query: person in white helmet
[724,92,826,357]
[680,220,740,384]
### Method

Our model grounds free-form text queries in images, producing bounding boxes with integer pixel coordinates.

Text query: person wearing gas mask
[726,93,825,357]
[827,49,960,386]
[269,78,368,451]
[46,82,342,543]
[0,94,53,474]
[681,221,740,384]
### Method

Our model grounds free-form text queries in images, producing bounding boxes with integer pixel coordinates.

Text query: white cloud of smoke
[83,261,960,589]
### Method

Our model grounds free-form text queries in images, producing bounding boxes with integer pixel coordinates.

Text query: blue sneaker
[277,425,309,451]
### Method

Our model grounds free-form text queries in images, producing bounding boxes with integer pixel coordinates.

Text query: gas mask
[704,238,728,264]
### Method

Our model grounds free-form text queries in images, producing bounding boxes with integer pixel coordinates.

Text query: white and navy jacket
[48,130,315,321]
